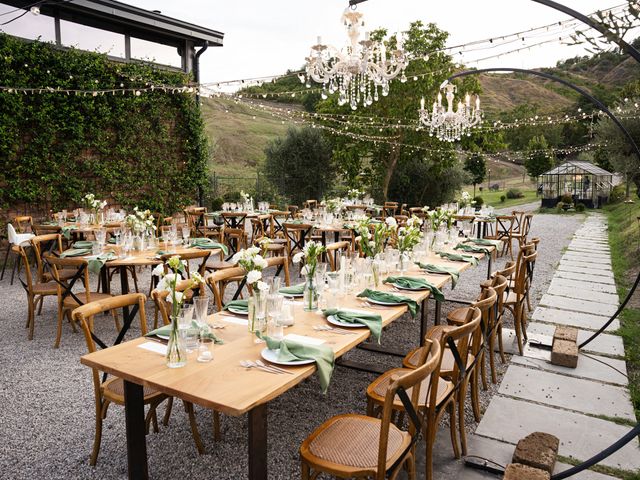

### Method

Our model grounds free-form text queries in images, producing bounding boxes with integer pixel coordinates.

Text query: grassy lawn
[475,188,539,209]
[603,192,640,422]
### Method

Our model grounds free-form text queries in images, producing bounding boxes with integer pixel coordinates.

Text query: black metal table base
[123,380,149,480]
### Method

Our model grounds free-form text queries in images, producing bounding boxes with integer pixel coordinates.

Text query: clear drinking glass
[197,336,214,362]
[253,294,268,342]
[280,301,295,326]
[266,294,284,339]
[193,296,209,327]
[182,225,191,246]
[270,276,282,294]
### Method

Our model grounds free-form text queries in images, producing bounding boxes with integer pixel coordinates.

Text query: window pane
[131,36,182,68]
[0,3,55,42]
[60,19,125,58]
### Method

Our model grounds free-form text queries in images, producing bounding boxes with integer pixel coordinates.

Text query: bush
[473,196,484,207]
[500,195,506,203]
[210,197,224,212]
[575,203,586,212]
[506,188,524,199]
[561,193,574,204]
[223,191,242,203]
[556,201,565,212]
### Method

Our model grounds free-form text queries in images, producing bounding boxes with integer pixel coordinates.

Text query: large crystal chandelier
[304,8,408,110]
[419,82,482,142]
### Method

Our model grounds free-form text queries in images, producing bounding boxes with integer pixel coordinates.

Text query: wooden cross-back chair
[221,211,247,229]
[268,211,290,239]
[325,241,351,272]
[505,249,538,355]
[30,233,76,284]
[2,218,36,284]
[14,245,58,341]
[382,202,399,217]
[72,293,169,466]
[300,339,441,480]
[253,235,286,258]
[484,215,515,258]
[283,222,313,260]
[44,253,118,348]
[205,266,246,311]
[223,227,248,260]
[303,199,318,210]
[401,307,482,461]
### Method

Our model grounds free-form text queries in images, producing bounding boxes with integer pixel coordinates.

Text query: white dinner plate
[366,298,401,306]
[227,307,248,316]
[327,315,365,328]
[279,291,303,298]
[260,348,315,366]
[157,334,170,340]
[393,283,428,292]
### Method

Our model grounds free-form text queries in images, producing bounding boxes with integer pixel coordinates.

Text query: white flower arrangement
[385,216,398,228]
[240,190,251,203]
[347,188,364,199]
[153,256,203,305]
[126,207,156,234]
[459,191,472,208]
[231,246,268,288]
[292,240,326,277]
[324,197,343,214]
[406,215,423,228]
[354,219,396,258]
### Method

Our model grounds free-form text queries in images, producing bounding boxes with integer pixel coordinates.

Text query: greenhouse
[540,160,614,208]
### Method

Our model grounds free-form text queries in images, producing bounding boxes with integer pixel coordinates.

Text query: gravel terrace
[0,211,581,479]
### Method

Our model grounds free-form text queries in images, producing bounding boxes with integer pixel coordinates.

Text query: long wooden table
[80,245,495,480]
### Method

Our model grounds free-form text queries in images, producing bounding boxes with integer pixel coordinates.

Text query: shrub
[575,203,586,212]
[556,201,565,211]
[223,191,242,203]
[210,197,224,212]
[500,195,506,203]
[561,193,574,204]
[506,188,524,199]
[473,196,484,207]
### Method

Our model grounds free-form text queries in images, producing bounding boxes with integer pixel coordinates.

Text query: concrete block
[504,463,550,480]
[512,432,559,473]
[551,339,578,368]
[554,326,578,343]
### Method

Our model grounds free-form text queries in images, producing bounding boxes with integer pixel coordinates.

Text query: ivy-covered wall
[0,34,208,222]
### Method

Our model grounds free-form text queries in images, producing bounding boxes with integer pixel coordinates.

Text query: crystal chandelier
[419,82,482,142]
[304,8,408,110]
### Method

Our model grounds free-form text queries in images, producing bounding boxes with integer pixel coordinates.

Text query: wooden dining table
[80,245,495,480]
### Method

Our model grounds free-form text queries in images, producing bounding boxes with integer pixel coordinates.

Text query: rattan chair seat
[31,281,58,295]
[102,377,163,403]
[368,368,454,410]
[206,260,235,270]
[42,268,77,283]
[62,292,114,308]
[404,347,474,374]
[305,413,410,470]
[446,307,470,325]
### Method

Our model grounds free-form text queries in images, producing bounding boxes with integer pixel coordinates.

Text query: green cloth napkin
[414,262,460,289]
[223,299,248,313]
[383,276,444,302]
[279,283,305,295]
[191,238,228,255]
[468,238,502,248]
[145,321,223,344]
[61,225,78,240]
[257,333,335,393]
[438,251,479,266]
[107,237,117,244]
[87,252,116,274]
[155,250,169,256]
[356,289,419,318]
[322,308,382,343]
[60,248,91,258]
[455,243,491,255]
[72,240,94,249]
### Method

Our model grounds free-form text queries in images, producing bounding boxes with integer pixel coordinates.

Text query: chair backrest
[44,253,92,305]
[7,222,17,244]
[472,287,497,354]
[325,241,351,271]
[73,293,148,389]
[376,339,441,478]
[14,245,35,293]
[152,279,206,326]
[30,234,63,283]
[205,266,246,311]
[14,216,33,233]
[514,250,538,296]
[495,260,516,280]
[283,222,313,257]
[303,200,317,210]
[160,250,211,277]
[495,215,515,237]
[264,255,290,287]
[488,275,508,316]
[511,211,525,232]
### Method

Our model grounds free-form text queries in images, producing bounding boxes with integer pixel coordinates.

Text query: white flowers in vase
[232,246,269,290]
[126,207,156,235]
[83,193,107,223]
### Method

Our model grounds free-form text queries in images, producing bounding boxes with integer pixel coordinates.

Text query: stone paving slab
[561,256,612,267]
[511,353,629,386]
[557,263,614,278]
[539,294,618,316]
[549,277,618,295]
[466,435,620,480]
[547,284,619,305]
[499,365,635,420]
[475,396,640,470]
[554,270,616,285]
[532,307,618,331]
[565,247,611,256]
[526,323,625,357]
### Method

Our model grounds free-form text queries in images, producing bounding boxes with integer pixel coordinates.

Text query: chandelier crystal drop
[419,83,482,142]
[304,8,408,111]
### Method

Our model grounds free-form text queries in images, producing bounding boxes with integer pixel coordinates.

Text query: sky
[0,0,636,87]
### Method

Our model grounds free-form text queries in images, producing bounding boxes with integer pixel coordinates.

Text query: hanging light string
[201,1,630,90]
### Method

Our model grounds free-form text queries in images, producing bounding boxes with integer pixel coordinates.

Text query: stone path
[465,213,639,478]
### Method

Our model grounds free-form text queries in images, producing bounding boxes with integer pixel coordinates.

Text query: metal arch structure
[347,0,640,64]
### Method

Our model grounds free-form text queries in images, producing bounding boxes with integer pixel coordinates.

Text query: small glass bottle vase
[166,316,187,368]
[399,252,409,275]
[303,274,318,311]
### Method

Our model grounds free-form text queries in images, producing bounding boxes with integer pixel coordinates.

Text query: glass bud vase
[371,256,381,287]
[303,274,318,311]
[166,315,186,368]
[399,252,409,275]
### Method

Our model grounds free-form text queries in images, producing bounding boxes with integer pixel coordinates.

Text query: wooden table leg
[248,403,268,480]
[123,380,149,480]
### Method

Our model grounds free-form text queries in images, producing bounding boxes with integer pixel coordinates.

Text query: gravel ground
[0,211,582,479]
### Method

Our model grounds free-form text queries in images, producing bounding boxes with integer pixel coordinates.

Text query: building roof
[3,0,224,48]
[543,160,613,176]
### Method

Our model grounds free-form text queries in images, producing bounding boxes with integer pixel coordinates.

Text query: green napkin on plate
[223,299,248,313]
[146,321,223,344]
[279,283,305,296]
[257,333,335,393]
[438,251,479,266]
[356,289,419,318]
[414,262,459,289]
[87,252,116,274]
[455,243,491,255]
[72,240,94,249]
[383,276,444,302]
[61,225,78,240]
[322,308,382,343]
[191,238,228,255]
[107,237,117,244]
[469,238,502,248]
[60,248,91,258]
